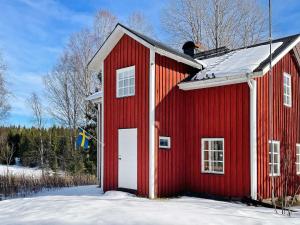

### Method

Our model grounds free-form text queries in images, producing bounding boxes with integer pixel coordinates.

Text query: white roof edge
[88,24,203,72]
[86,91,102,103]
[262,35,300,74]
[178,71,263,90]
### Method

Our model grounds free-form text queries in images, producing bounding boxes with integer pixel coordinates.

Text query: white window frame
[159,136,171,149]
[283,72,292,107]
[296,144,300,175]
[201,138,224,174]
[269,140,280,176]
[116,66,135,98]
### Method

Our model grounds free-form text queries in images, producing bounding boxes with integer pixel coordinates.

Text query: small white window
[283,72,292,107]
[159,136,171,149]
[116,66,135,98]
[269,140,280,176]
[296,144,300,175]
[201,138,224,174]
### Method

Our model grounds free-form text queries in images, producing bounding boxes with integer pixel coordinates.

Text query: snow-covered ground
[0,165,43,177]
[0,185,299,225]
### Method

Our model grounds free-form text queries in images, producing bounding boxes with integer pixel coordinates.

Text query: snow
[86,91,102,103]
[0,185,299,225]
[0,165,43,177]
[194,42,283,80]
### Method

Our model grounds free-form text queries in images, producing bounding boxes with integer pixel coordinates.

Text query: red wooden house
[87,23,300,200]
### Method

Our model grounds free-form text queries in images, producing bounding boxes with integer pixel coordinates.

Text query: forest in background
[0,125,97,175]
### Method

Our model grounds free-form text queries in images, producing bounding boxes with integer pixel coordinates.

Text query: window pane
[274,154,279,163]
[119,73,124,80]
[211,151,223,161]
[203,141,209,150]
[124,88,128,96]
[124,79,129,87]
[274,165,278,174]
[212,141,223,150]
[130,78,134,85]
[204,161,209,171]
[118,80,123,88]
[203,151,209,161]
[129,86,134,95]
[119,88,124,97]
[274,143,279,153]
[212,162,223,172]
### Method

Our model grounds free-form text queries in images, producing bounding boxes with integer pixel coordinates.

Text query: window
[159,136,171,149]
[283,72,292,107]
[201,138,224,174]
[116,66,135,98]
[269,141,280,176]
[297,144,300,175]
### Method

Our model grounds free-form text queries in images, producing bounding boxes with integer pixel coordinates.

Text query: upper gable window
[116,66,135,98]
[283,72,292,107]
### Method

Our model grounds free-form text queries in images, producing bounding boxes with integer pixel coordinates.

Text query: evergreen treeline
[0,126,97,175]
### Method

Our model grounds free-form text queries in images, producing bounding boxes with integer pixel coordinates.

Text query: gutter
[178,71,263,90]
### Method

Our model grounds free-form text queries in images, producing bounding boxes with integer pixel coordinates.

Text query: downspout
[247,75,257,200]
[149,48,156,199]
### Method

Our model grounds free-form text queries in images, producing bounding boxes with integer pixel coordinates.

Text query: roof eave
[85,92,102,104]
[88,24,203,72]
[178,71,263,91]
[261,35,300,75]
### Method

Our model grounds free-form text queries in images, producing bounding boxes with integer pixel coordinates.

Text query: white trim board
[149,48,156,199]
[88,24,203,73]
[262,36,300,75]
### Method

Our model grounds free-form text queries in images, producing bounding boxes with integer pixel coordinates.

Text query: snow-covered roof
[86,91,102,103]
[179,34,300,90]
[193,42,282,80]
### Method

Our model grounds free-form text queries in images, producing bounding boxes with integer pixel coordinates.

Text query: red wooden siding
[256,50,300,199]
[155,53,251,198]
[184,83,251,198]
[155,54,190,197]
[103,34,150,196]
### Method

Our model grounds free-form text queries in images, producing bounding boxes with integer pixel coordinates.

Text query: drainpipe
[247,76,257,200]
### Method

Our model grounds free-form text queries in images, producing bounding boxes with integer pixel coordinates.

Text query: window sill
[202,171,224,175]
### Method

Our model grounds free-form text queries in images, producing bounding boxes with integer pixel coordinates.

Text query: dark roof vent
[194,46,230,60]
[182,41,206,57]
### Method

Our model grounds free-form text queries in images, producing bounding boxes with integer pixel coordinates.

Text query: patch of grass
[0,173,97,199]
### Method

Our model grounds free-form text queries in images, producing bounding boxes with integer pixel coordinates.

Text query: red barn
[87,23,300,200]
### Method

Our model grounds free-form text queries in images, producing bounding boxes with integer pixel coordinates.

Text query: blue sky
[0,0,299,127]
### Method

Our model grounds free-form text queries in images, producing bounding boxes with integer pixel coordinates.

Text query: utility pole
[215,0,219,49]
[268,0,277,212]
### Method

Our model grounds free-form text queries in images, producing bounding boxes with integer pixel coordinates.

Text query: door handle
[118,155,122,160]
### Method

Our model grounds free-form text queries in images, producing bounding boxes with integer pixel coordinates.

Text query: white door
[118,128,137,190]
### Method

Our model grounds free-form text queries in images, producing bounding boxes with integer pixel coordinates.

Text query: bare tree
[161,0,266,49]
[93,10,117,48]
[0,132,15,174]
[0,54,10,121]
[28,92,45,175]
[126,12,154,36]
